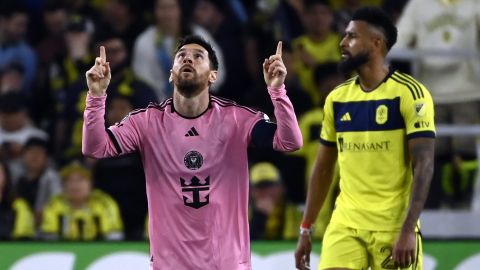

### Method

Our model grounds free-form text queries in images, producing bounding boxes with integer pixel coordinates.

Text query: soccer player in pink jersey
[83,35,302,269]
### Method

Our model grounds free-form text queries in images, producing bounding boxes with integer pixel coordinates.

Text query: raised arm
[253,41,302,152]
[393,137,434,267]
[82,46,119,158]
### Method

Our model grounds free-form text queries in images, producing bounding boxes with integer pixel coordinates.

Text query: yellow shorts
[319,222,422,270]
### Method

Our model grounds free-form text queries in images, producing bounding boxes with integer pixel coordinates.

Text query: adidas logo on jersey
[185,127,199,137]
[340,112,351,121]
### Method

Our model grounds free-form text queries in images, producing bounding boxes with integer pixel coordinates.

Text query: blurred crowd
[1,0,479,241]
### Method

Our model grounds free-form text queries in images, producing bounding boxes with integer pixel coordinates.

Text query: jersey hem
[406,131,436,140]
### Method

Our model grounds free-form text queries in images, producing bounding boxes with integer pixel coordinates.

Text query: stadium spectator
[0,2,37,95]
[36,0,68,67]
[30,1,69,130]
[395,0,480,209]
[41,161,123,240]
[0,92,48,162]
[132,0,225,101]
[0,159,35,240]
[249,162,285,240]
[292,0,341,106]
[15,138,62,227]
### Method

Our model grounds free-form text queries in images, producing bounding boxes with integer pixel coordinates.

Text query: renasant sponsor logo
[338,137,391,152]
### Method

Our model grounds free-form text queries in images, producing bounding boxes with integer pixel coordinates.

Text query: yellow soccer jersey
[42,190,123,240]
[320,69,435,231]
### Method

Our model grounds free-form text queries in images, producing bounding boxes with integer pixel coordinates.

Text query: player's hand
[392,229,416,268]
[294,234,312,270]
[263,41,287,88]
[86,46,111,97]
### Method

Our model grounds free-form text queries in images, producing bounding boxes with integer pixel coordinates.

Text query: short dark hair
[351,6,397,51]
[175,35,219,70]
[24,137,49,151]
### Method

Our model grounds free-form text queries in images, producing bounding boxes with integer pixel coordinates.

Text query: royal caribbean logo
[180,176,210,209]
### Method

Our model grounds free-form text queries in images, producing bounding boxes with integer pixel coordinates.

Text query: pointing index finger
[100,46,106,61]
[276,41,282,57]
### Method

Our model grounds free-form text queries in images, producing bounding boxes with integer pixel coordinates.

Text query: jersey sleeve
[267,85,303,152]
[82,93,143,158]
[320,93,336,146]
[400,80,436,139]
[107,109,145,155]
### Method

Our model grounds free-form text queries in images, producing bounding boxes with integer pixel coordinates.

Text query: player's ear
[169,69,173,83]
[372,35,385,53]
[208,70,217,85]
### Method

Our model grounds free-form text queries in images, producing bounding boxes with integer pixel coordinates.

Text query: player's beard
[173,71,209,97]
[338,51,370,74]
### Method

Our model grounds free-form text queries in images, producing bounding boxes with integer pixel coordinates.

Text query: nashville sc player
[295,6,435,270]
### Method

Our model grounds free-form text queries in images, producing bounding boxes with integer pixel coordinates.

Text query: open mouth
[341,50,350,58]
[180,66,194,73]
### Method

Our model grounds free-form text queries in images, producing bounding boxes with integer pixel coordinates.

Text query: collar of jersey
[171,96,213,119]
[355,66,395,92]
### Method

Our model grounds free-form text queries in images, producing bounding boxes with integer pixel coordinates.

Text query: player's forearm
[402,138,435,232]
[303,146,337,224]
[82,92,118,158]
[268,84,303,152]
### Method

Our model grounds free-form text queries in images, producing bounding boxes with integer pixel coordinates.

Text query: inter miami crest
[180,176,210,209]
[184,150,203,170]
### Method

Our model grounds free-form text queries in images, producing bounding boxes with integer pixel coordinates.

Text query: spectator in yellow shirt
[41,161,123,240]
[0,159,34,240]
[249,162,285,240]
[292,0,341,106]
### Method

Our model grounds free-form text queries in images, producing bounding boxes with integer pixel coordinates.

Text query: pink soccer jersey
[83,86,302,270]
